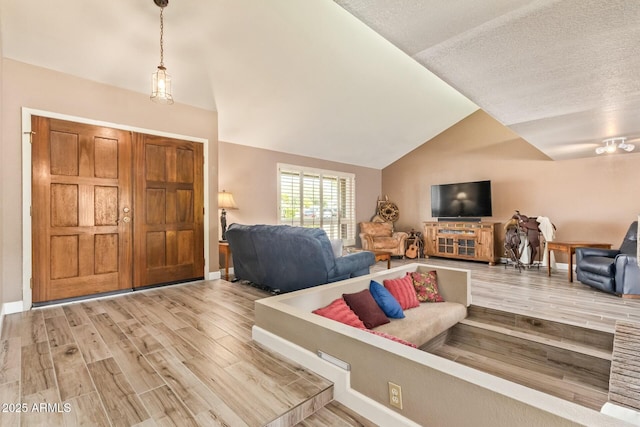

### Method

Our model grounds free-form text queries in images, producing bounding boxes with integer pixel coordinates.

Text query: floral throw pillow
[409,271,444,303]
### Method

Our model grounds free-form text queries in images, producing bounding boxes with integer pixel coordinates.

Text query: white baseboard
[0,300,25,336]
[3,301,24,315]
[208,268,235,281]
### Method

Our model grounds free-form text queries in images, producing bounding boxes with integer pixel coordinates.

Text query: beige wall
[383,110,640,263]
[0,43,4,310]
[218,141,381,241]
[1,59,219,303]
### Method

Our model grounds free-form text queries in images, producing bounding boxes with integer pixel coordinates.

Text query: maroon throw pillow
[409,271,445,303]
[383,274,420,310]
[312,298,366,328]
[343,289,390,329]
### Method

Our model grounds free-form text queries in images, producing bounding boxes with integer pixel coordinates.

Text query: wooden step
[422,307,616,411]
[447,323,611,391]
[459,318,612,360]
[265,386,334,427]
[467,305,614,353]
[431,343,608,411]
[295,401,378,427]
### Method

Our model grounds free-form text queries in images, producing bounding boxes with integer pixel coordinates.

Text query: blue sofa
[225,224,375,293]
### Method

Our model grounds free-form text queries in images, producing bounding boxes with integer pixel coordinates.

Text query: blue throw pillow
[369,280,405,319]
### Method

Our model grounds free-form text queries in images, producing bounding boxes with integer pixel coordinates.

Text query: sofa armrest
[392,231,409,248]
[575,247,619,262]
[392,231,408,240]
[334,251,375,278]
[359,233,374,250]
[615,255,640,295]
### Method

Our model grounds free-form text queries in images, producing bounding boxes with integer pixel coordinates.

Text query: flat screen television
[431,180,492,219]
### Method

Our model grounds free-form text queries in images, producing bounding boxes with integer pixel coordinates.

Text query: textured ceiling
[0,0,477,169]
[335,0,640,160]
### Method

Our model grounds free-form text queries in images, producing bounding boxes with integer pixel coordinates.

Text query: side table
[219,241,232,280]
[547,241,612,282]
[346,248,391,269]
[372,250,391,269]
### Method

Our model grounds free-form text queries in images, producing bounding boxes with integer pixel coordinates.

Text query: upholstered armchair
[576,221,639,297]
[359,221,408,257]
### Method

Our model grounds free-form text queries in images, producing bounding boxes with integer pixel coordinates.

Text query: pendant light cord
[159,7,165,67]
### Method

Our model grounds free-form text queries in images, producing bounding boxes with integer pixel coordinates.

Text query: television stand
[423,221,499,265]
[437,217,481,223]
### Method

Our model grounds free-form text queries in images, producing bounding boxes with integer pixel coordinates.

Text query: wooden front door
[133,134,204,288]
[32,117,204,303]
[32,117,133,302]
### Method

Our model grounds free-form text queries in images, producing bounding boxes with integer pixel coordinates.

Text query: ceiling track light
[595,137,635,155]
[150,0,173,104]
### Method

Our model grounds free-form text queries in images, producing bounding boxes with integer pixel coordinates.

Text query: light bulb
[620,143,635,152]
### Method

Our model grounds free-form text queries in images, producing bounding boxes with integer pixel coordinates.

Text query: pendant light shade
[150,0,173,104]
[151,66,173,104]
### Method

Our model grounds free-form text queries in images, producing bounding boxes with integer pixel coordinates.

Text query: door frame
[21,107,210,310]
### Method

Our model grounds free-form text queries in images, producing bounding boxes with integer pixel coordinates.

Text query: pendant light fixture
[150,0,173,104]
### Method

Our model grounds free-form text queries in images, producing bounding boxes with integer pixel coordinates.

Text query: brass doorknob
[122,216,131,223]
[123,207,130,213]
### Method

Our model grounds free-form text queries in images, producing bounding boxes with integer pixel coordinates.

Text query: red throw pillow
[360,328,417,348]
[312,298,366,328]
[383,275,419,310]
[343,289,390,329]
[409,271,445,303]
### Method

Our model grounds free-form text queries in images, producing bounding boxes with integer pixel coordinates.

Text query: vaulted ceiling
[336,0,640,160]
[2,1,638,168]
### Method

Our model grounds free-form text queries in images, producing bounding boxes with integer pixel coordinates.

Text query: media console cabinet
[423,221,499,265]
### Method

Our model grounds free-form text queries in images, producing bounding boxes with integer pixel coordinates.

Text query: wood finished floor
[2,256,639,426]
[0,281,339,427]
[376,257,640,333]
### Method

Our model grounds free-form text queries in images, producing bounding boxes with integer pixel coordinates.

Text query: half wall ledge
[253,263,627,427]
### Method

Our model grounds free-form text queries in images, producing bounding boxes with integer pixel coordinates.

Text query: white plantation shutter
[278,164,356,245]
[279,170,300,226]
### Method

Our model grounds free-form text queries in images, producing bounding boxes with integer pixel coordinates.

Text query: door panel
[133,134,204,288]
[32,117,133,303]
[32,117,204,302]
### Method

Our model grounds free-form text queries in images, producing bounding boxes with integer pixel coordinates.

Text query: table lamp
[218,190,238,241]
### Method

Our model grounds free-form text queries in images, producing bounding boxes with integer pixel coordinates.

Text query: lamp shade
[218,191,238,210]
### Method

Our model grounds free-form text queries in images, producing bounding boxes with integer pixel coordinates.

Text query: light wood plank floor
[2,257,638,426]
[0,280,335,427]
[376,257,640,333]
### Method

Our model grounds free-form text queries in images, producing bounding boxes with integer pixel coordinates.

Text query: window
[278,163,356,245]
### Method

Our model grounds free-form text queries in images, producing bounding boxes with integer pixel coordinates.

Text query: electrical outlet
[388,381,403,409]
